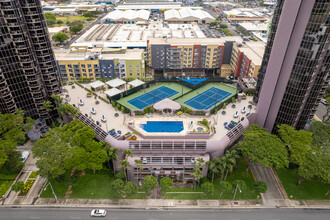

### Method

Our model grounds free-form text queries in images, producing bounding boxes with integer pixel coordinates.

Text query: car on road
[91,209,106,217]
[320,99,328,105]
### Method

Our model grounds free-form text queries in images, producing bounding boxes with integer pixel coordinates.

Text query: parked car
[21,151,29,163]
[91,209,106,217]
[320,99,328,105]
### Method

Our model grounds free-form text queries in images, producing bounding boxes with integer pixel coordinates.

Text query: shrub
[177,111,183,115]
[220,24,228,29]
[29,171,38,179]
[68,81,74,85]
[134,111,145,115]
[143,106,155,114]
[115,171,126,180]
[18,180,35,196]
[86,92,92,96]
[222,103,227,109]
[121,106,125,112]
[99,97,110,103]
[11,181,24,192]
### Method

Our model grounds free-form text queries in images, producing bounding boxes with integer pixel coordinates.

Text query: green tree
[142,175,158,195]
[32,120,107,179]
[108,147,120,175]
[44,13,56,21]
[307,121,330,148]
[191,158,205,189]
[223,150,240,180]
[115,171,126,181]
[134,159,143,184]
[233,179,246,194]
[0,111,29,168]
[123,181,138,198]
[160,177,173,196]
[57,20,64,25]
[11,181,24,193]
[297,149,330,185]
[52,33,69,43]
[51,94,79,119]
[1,151,24,174]
[220,24,228,29]
[111,179,124,196]
[210,21,217,25]
[201,182,214,197]
[41,101,55,127]
[70,24,83,34]
[219,181,232,198]
[119,159,130,182]
[122,149,133,159]
[253,181,268,193]
[47,19,56,26]
[277,124,313,166]
[239,124,289,169]
[206,157,220,183]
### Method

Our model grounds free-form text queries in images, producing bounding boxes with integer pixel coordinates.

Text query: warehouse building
[102,9,151,24]
[164,8,214,24]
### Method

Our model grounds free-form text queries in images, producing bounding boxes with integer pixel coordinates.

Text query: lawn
[56,16,87,23]
[166,160,260,200]
[276,168,330,200]
[41,172,146,199]
[0,181,13,197]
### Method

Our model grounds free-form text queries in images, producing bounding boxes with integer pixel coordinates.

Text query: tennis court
[127,86,179,109]
[176,83,237,110]
[184,87,232,110]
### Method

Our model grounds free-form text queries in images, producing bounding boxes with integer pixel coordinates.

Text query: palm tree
[206,157,220,183]
[42,101,55,127]
[223,150,240,181]
[102,143,120,176]
[51,94,78,120]
[123,149,133,159]
[134,159,143,184]
[108,147,120,175]
[119,159,130,182]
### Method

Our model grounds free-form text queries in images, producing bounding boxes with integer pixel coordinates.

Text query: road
[1,207,329,220]
[63,12,108,49]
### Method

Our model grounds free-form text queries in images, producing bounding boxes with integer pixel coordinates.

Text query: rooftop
[55,48,145,61]
[164,8,214,21]
[115,4,202,10]
[238,41,265,65]
[71,22,206,48]
[147,36,243,45]
[128,79,145,87]
[102,9,151,21]
[106,78,126,88]
[238,22,268,32]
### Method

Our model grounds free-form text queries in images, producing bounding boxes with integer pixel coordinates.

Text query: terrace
[62,81,256,141]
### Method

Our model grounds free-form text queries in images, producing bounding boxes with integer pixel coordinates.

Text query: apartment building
[0,0,61,120]
[147,37,242,78]
[56,48,145,81]
[255,0,329,132]
[230,41,265,78]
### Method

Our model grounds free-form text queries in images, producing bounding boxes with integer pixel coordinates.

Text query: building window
[68,64,72,68]
[87,64,92,68]
[81,64,86,68]
[88,69,92,72]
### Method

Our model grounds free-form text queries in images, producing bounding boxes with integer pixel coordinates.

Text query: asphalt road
[1,207,330,220]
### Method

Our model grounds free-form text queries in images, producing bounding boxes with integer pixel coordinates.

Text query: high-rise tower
[0,0,61,120]
[254,0,329,132]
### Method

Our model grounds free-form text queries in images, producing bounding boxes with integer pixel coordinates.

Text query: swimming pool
[140,121,184,133]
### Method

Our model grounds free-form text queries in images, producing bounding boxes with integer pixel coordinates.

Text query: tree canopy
[239,124,289,169]
[142,175,158,195]
[52,33,69,43]
[277,124,313,166]
[0,110,33,168]
[160,177,173,195]
[32,120,107,179]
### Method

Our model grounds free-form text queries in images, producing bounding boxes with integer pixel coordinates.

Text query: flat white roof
[106,78,126,88]
[89,81,105,89]
[105,88,122,97]
[128,79,145,87]
[164,8,214,21]
[102,9,150,21]
[116,4,202,10]
[72,22,206,48]
[238,22,268,31]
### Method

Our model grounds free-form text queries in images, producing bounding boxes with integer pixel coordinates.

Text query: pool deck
[63,84,256,141]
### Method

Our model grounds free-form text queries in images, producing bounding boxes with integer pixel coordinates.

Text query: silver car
[91,209,106,217]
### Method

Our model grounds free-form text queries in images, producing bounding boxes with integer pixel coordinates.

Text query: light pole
[45,182,58,203]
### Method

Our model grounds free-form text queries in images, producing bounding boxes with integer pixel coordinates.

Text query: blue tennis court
[184,87,232,110]
[178,78,208,85]
[127,86,179,109]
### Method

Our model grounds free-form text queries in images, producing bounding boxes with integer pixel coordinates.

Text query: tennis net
[198,91,220,103]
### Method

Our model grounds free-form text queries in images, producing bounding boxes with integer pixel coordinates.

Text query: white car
[91,209,106,217]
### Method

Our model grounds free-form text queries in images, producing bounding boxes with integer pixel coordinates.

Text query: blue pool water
[140,121,184,133]
[178,78,208,85]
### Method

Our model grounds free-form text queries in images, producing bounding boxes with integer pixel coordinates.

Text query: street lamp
[44,182,58,203]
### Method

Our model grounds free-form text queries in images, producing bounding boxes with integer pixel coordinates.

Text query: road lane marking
[29,217,40,219]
